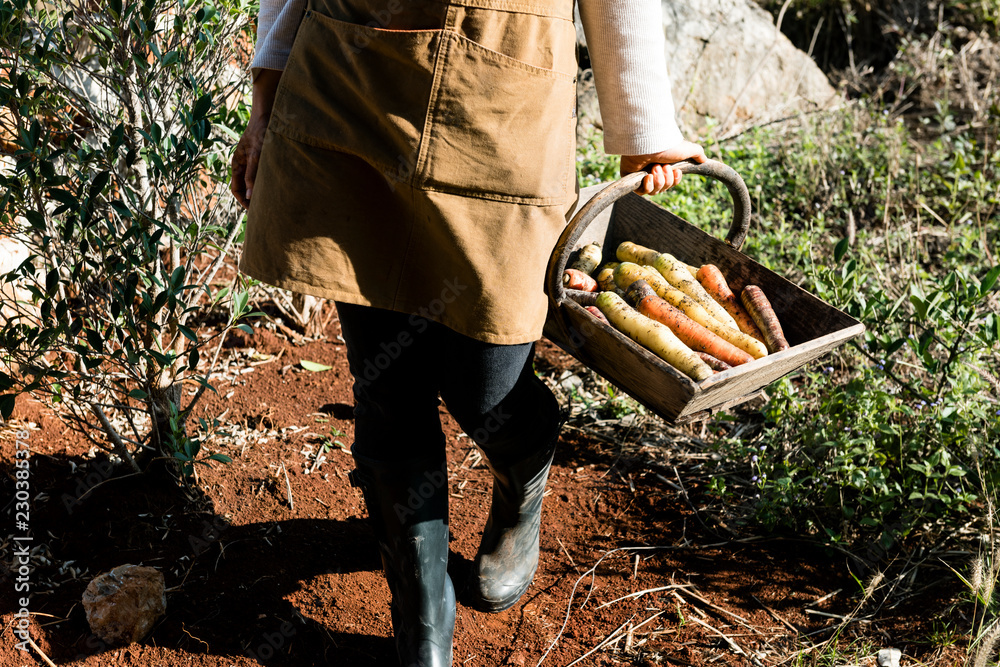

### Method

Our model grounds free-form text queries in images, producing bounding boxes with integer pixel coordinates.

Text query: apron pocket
[417,32,576,205]
[268,9,439,186]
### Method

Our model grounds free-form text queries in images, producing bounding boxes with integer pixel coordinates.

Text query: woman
[231,1,705,664]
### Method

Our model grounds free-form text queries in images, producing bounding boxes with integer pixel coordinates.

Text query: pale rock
[82,564,166,646]
[575,0,840,143]
[877,648,902,667]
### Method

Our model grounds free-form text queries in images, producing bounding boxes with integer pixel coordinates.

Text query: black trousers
[336,302,561,463]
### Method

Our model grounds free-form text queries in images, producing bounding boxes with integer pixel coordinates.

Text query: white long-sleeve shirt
[250,0,683,156]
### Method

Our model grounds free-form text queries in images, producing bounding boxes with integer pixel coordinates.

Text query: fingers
[635,163,683,195]
[230,142,261,211]
[229,113,269,211]
[230,153,249,210]
[244,149,259,203]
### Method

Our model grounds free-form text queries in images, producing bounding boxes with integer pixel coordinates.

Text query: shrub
[0,0,257,478]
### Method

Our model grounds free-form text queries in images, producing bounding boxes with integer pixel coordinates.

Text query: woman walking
[231,1,704,664]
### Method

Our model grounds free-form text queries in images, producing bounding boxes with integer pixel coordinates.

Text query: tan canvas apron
[238,0,579,345]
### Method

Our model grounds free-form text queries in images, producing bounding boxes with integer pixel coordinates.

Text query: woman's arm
[230,69,282,209]
[251,0,307,75]
[230,0,305,208]
[576,0,705,194]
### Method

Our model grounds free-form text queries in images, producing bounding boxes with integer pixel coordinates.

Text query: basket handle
[547,159,751,310]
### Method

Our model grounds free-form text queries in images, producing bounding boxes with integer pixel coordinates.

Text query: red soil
[0,315,967,666]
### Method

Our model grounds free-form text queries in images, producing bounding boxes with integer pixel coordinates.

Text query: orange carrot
[585,305,610,324]
[696,264,766,343]
[624,280,754,367]
[741,285,790,352]
[563,268,597,292]
[695,352,731,372]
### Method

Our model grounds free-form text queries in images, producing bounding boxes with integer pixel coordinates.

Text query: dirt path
[0,316,964,666]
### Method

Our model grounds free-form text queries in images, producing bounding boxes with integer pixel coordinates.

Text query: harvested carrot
[585,305,609,324]
[596,291,713,381]
[652,254,740,330]
[565,289,599,307]
[594,265,624,295]
[695,352,732,372]
[696,264,766,343]
[741,285,790,353]
[624,280,753,367]
[614,263,766,358]
[569,242,603,276]
[563,268,597,292]
[616,241,661,266]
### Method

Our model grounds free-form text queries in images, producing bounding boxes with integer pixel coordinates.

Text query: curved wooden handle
[547,159,751,311]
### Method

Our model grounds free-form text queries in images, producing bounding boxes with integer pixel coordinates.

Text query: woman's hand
[620,141,708,196]
[230,69,283,210]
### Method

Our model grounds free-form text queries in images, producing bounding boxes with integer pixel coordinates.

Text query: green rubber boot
[350,453,455,666]
[473,376,562,612]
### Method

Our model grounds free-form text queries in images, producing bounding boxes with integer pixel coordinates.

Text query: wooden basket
[543,160,865,424]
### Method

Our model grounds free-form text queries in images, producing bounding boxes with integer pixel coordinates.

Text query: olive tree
[0,0,257,478]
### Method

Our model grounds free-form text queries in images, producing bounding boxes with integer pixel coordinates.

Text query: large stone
[82,564,166,646]
[576,0,839,143]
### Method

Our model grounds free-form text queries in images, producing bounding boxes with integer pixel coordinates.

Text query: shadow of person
[0,450,409,666]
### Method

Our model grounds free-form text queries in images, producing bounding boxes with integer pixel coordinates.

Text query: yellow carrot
[596,291,713,381]
[616,241,661,266]
[569,242,603,276]
[615,263,768,359]
[652,253,740,330]
[594,265,621,294]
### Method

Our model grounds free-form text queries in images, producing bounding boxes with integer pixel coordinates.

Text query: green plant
[320,426,348,454]
[576,128,619,188]
[679,99,999,553]
[0,0,258,478]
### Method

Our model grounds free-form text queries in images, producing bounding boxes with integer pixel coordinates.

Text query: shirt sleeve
[576,0,685,156]
[251,0,307,77]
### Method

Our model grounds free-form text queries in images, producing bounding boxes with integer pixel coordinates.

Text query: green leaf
[834,237,849,263]
[232,290,248,317]
[0,394,15,420]
[207,453,232,463]
[169,265,185,291]
[89,171,111,197]
[128,388,148,400]
[178,324,197,342]
[981,265,1000,296]
[45,268,59,295]
[300,359,333,372]
[910,295,928,321]
[85,327,103,352]
[192,93,212,120]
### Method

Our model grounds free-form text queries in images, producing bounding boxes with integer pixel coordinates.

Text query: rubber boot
[349,453,455,667]
[472,377,562,612]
